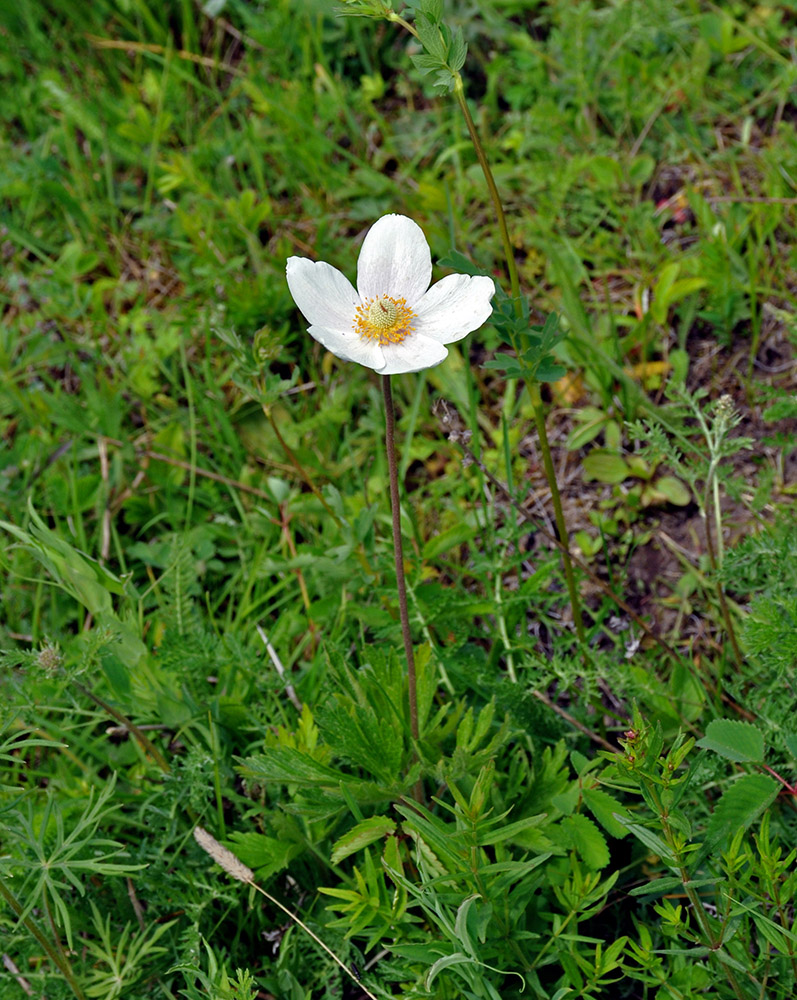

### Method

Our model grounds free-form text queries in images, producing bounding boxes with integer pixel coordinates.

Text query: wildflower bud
[37,644,62,675]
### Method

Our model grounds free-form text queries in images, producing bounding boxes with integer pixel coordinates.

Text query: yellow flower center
[353,295,416,346]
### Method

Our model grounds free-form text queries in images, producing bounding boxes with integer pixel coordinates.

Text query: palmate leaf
[0,775,143,950]
[316,695,405,784]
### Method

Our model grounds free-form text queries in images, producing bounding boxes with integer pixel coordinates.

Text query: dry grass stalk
[193,827,379,1000]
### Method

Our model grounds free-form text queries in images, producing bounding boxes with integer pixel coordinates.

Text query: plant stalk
[452,74,586,645]
[381,376,420,749]
[701,486,744,674]
[74,682,170,773]
[70,691,207,829]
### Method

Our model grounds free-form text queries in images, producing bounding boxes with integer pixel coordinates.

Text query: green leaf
[703,774,778,851]
[536,358,567,382]
[422,522,476,561]
[784,733,797,759]
[240,748,346,785]
[696,719,765,763]
[426,953,473,989]
[613,816,677,866]
[628,876,686,897]
[420,0,443,22]
[436,250,491,278]
[478,813,547,847]
[629,875,721,899]
[581,450,630,484]
[330,816,396,864]
[482,352,525,378]
[415,14,446,60]
[409,53,441,76]
[567,407,609,450]
[449,28,467,73]
[559,814,609,870]
[0,503,146,667]
[226,831,301,879]
[582,788,631,839]
[651,475,692,506]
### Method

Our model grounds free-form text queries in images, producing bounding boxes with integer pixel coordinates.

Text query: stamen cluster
[354,295,416,346]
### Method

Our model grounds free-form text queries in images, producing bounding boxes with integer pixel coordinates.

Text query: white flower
[286,214,495,375]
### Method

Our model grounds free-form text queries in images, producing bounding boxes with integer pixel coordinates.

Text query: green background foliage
[1,0,795,997]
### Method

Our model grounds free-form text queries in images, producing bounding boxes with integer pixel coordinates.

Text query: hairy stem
[701,485,744,674]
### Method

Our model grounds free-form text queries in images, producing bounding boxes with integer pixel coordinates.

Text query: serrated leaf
[415,14,446,60]
[560,814,609,870]
[704,774,778,849]
[226,831,301,879]
[482,353,525,379]
[431,69,456,93]
[449,28,467,73]
[420,0,443,22]
[331,816,396,864]
[409,53,441,75]
[582,788,631,839]
[696,719,765,763]
[784,733,797,759]
[240,748,342,784]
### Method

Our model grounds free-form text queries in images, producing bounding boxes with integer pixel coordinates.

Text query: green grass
[1,1,796,998]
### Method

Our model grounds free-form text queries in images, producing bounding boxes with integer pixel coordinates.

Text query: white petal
[306,324,385,371]
[357,215,432,305]
[378,334,448,375]
[286,257,360,333]
[413,274,495,345]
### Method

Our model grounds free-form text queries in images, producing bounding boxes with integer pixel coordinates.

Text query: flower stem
[529,381,587,646]
[701,484,744,675]
[452,73,586,645]
[381,375,419,748]
[73,681,170,773]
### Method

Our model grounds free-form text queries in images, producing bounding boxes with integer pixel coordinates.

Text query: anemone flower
[286,214,494,374]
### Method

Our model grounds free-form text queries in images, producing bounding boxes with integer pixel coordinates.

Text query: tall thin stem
[73,682,170,774]
[452,74,586,645]
[701,485,744,674]
[452,77,520,304]
[382,375,419,745]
